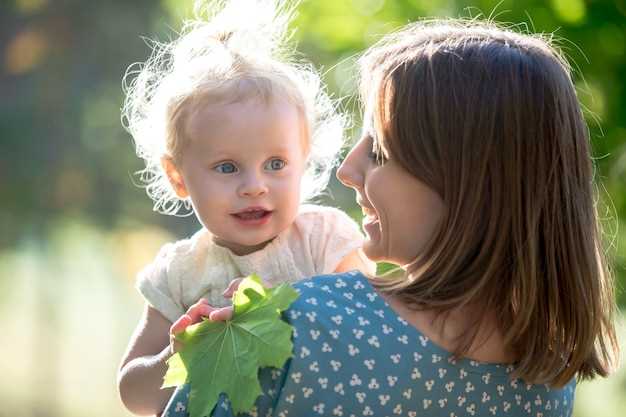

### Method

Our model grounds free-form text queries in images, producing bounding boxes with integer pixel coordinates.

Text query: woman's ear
[161,156,189,198]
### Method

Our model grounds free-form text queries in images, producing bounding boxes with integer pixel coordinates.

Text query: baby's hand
[169,299,232,354]
[169,299,210,353]
[168,278,243,354]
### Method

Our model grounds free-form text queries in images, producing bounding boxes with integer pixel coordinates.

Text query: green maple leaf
[163,274,299,417]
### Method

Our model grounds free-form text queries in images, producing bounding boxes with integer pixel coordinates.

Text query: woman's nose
[238,172,268,197]
[336,142,365,190]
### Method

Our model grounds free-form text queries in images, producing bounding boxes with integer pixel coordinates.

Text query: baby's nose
[238,173,268,197]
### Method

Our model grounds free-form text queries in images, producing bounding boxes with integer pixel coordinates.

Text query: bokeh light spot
[15,0,47,14]
[352,0,385,16]
[4,28,48,75]
[549,0,587,24]
[161,0,195,22]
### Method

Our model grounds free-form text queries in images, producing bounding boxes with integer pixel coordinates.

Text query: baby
[116,1,373,415]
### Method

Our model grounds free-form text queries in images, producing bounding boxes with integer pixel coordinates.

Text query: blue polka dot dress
[162,272,576,417]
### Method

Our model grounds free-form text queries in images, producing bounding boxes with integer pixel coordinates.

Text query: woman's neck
[380,291,516,364]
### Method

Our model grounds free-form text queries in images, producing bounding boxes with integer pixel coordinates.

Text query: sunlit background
[1,0,625,416]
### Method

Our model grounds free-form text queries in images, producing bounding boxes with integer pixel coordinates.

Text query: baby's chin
[211,235,276,256]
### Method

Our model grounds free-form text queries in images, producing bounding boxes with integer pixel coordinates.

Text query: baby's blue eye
[214,162,237,174]
[265,158,286,171]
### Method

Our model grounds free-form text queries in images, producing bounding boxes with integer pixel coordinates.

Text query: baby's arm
[117,303,175,416]
[334,248,376,275]
[118,282,240,416]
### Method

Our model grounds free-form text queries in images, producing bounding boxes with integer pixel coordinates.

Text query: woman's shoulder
[271,272,575,417]
[289,271,374,308]
[286,271,385,339]
[293,269,368,286]
[288,273,565,381]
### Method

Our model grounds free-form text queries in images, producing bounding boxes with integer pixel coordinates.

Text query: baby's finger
[169,315,191,354]
[223,278,244,299]
[208,306,233,321]
[186,299,215,323]
[171,338,184,353]
[170,314,192,337]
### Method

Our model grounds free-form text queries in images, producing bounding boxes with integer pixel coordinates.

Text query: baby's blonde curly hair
[122,0,346,215]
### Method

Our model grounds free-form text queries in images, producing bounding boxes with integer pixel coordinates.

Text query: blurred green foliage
[1,0,624,305]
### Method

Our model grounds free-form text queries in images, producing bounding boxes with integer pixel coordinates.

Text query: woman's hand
[168,278,243,353]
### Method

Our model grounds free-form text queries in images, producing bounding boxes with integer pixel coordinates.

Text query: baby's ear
[161,156,189,198]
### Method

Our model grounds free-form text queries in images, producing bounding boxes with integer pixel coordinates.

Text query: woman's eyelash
[363,132,387,165]
[368,148,387,165]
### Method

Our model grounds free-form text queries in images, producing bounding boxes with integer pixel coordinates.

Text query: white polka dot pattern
[163,272,576,417]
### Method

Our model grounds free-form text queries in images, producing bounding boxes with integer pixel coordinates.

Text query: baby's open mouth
[232,209,272,220]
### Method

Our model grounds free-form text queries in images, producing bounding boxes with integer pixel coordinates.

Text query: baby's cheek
[275,175,302,196]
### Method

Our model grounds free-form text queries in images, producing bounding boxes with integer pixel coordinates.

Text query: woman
[162,19,618,417]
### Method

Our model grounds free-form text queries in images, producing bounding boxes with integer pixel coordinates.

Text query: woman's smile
[337,134,445,265]
[360,202,381,238]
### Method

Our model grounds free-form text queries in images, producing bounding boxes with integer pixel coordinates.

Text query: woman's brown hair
[360,19,619,387]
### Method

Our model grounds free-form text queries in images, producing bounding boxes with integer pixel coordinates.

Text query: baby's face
[176,96,307,255]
